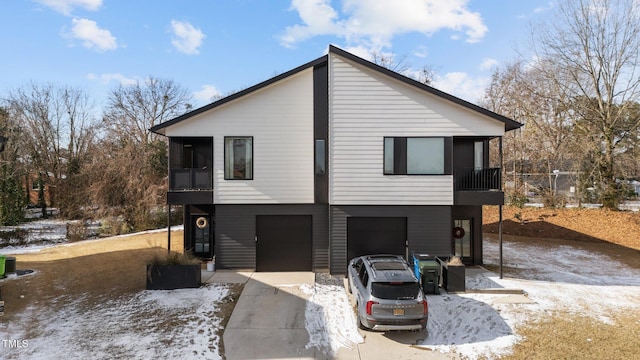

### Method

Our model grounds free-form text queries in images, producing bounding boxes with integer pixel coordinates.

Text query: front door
[453,219,472,263]
[190,214,213,259]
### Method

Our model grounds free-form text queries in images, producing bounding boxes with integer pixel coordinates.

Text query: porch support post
[499,137,504,279]
[167,204,171,254]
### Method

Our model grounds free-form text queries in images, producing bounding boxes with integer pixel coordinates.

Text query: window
[224,137,253,180]
[474,141,484,170]
[315,139,325,175]
[384,137,444,175]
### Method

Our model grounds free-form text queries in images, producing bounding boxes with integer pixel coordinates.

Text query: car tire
[356,308,367,330]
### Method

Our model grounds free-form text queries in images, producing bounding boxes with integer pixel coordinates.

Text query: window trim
[383,136,448,175]
[224,136,254,180]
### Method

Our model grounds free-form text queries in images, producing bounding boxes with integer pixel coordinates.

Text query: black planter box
[436,257,466,292]
[146,264,201,290]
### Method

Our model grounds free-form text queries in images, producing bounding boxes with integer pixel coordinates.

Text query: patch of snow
[417,238,640,359]
[303,282,364,356]
[1,285,229,360]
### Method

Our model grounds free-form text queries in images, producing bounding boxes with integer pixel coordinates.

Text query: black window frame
[383,136,451,175]
[224,136,254,180]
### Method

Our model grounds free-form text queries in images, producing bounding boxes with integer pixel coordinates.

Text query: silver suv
[347,255,428,331]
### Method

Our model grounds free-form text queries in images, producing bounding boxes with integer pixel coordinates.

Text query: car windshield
[371,282,420,300]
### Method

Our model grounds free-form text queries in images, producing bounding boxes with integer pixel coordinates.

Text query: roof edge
[327,45,522,131]
[150,54,329,135]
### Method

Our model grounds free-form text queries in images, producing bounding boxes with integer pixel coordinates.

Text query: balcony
[454,168,504,205]
[168,168,213,205]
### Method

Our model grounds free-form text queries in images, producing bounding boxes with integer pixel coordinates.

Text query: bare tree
[104,77,192,145]
[95,77,192,230]
[4,83,98,217]
[531,0,640,208]
[370,50,437,85]
[482,60,577,205]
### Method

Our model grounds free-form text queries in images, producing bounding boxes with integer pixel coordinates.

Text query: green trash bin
[412,254,441,295]
[0,254,5,277]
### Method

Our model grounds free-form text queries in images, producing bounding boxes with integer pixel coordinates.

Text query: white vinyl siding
[165,69,314,204]
[329,55,504,205]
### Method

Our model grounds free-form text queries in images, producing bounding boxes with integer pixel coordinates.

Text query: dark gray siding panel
[216,204,329,271]
[167,191,214,205]
[330,205,452,274]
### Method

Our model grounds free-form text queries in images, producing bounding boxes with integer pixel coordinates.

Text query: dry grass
[501,314,640,360]
[0,230,238,337]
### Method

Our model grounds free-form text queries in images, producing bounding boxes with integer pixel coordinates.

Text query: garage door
[256,215,312,272]
[347,217,407,263]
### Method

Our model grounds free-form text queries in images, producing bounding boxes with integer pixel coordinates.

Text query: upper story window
[315,139,326,175]
[384,137,444,175]
[224,136,253,180]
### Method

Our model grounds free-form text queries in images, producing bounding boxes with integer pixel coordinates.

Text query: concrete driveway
[219,271,457,360]
[223,272,319,359]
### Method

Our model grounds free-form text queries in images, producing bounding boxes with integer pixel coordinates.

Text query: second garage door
[256,215,312,272]
[346,217,407,262]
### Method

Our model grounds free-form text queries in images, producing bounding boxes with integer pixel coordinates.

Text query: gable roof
[150,45,521,135]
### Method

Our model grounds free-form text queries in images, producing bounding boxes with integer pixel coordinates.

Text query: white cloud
[432,71,490,104]
[413,45,429,58]
[170,20,205,55]
[480,57,498,71]
[67,17,117,52]
[193,84,222,104]
[36,0,102,16]
[87,73,137,86]
[280,0,488,48]
[534,1,556,13]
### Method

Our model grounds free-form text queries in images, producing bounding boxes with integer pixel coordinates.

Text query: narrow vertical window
[474,141,484,170]
[224,137,253,180]
[315,139,326,175]
[383,137,395,174]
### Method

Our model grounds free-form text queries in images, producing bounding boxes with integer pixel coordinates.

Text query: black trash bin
[412,253,441,295]
[5,256,16,274]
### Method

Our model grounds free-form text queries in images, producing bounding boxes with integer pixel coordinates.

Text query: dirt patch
[483,206,640,251]
[483,206,640,270]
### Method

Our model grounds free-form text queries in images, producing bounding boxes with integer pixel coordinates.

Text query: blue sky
[0,0,556,109]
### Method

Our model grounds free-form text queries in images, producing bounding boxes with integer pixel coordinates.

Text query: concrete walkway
[221,272,319,360]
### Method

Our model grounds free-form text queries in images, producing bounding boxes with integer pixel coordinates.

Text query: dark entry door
[347,217,407,263]
[256,215,312,272]
[190,214,213,259]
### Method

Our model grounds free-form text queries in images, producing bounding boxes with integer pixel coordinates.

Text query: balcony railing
[455,168,501,191]
[170,168,212,190]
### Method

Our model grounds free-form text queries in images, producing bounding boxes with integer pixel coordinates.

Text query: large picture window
[384,137,444,175]
[224,136,253,180]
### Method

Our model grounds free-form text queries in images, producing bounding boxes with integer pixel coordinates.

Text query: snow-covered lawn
[2,236,639,359]
[420,240,640,359]
[2,285,233,360]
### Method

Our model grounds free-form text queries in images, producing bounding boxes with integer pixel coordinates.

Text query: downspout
[499,137,504,279]
[167,204,171,254]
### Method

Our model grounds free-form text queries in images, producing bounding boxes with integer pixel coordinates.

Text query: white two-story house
[150,45,521,274]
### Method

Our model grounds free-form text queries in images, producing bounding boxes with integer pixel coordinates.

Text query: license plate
[393,308,405,316]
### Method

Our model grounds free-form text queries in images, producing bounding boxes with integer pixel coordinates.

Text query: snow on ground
[302,276,364,356]
[419,239,640,359]
[2,235,639,359]
[1,224,184,255]
[1,284,230,360]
